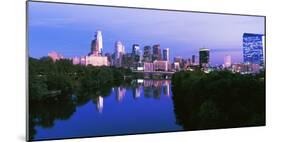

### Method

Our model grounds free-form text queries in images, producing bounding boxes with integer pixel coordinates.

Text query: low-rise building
[86,55,109,66]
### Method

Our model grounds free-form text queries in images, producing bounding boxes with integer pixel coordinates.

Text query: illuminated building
[72,56,80,65]
[224,55,232,68]
[89,30,103,56]
[114,41,125,67]
[48,51,63,61]
[153,60,169,71]
[86,55,109,66]
[132,44,140,56]
[80,56,86,65]
[232,63,260,74]
[174,62,180,71]
[144,62,154,72]
[243,33,264,65]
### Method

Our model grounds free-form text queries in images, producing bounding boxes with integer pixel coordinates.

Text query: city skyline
[28,2,265,65]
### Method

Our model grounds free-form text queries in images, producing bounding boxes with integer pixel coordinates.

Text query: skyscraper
[152,44,162,61]
[199,48,210,67]
[115,41,125,59]
[192,55,196,65]
[224,55,232,68]
[163,48,170,62]
[96,30,103,55]
[132,44,141,67]
[90,30,103,56]
[243,33,264,65]
[143,45,152,62]
[132,44,140,55]
[114,41,125,67]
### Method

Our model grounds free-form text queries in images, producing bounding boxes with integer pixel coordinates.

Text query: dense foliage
[28,57,134,140]
[172,70,265,130]
[29,57,133,101]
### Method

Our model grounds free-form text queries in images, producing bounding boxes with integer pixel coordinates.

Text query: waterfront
[30,80,182,140]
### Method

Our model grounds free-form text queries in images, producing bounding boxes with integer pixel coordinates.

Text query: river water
[32,79,183,140]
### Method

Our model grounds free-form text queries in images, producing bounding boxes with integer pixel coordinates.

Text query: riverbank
[29,57,134,101]
[171,70,265,130]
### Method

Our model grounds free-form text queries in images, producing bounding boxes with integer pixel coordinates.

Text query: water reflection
[114,80,171,102]
[115,87,126,102]
[163,80,170,97]
[133,86,141,99]
[30,79,178,141]
[96,96,103,113]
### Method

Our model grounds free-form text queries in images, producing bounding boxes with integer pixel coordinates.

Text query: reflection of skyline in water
[92,80,171,113]
[31,79,179,140]
[133,86,141,99]
[96,96,103,113]
[115,87,127,102]
[163,80,170,97]
[114,80,171,103]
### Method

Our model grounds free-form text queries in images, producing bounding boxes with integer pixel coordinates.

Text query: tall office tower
[90,30,103,56]
[132,44,141,67]
[143,45,152,62]
[224,55,232,68]
[152,44,162,61]
[192,55,196,65]
[89,39,97,56]
[114,41,125,67]
[138,50,143,63]
[243,33,264,65]
[163,48,170,62]
[132,44,140,55]
[115,41,125,59]
[96,30,103,55]
[199,48,210,67]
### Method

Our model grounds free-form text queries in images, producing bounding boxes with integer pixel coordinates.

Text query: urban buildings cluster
[48,30,265,74]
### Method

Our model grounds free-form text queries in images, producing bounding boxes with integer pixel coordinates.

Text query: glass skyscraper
[243,33,264,65]
[163,48,170,62]
[143,45,152,62]
[89,30,103,56]
[199,48,210,67]
[152,44,162,61]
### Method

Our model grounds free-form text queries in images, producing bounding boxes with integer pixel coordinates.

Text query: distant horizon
[28,2,265,65]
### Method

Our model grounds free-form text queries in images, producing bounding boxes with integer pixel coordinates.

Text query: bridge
[132,70,175,74]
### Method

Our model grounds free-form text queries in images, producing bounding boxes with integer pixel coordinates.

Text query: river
[31,79,183,140]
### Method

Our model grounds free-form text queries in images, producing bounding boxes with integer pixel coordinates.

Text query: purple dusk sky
[28,1,265,65]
